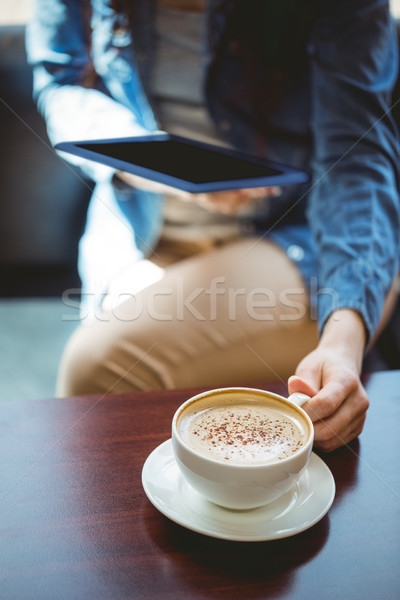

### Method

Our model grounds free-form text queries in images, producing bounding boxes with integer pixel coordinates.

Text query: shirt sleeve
[308,0,400,340]
[25,0,157,182]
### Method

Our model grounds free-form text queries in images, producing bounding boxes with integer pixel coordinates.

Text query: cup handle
[287,393,311,407]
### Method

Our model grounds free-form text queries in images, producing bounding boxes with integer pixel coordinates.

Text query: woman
[26,0,400,450]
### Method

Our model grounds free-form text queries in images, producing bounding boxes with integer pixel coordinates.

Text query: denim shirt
[26,0,400,339]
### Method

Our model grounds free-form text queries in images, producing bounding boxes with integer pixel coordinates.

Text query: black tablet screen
[78,140,281,184]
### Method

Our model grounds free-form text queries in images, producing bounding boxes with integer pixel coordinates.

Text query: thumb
[287,375,318,398]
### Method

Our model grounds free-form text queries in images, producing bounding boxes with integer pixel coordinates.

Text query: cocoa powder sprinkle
[184,404,307,464]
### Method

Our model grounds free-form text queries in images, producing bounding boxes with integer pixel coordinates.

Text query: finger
[287,375,318,399]
[196,186,279,214]
[246,186,282,196]
[314,412,367,452]
[240,187,281,200]
[118,171,192,199]
[294,360,323,391]
[240,188,262,200]
[197,191,239,206]
[264,186,282,197]
[312,383,369,451]
[300,376,361,423]
[316,383,368,431]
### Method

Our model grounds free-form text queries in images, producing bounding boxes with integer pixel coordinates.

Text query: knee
[56,321,170,397]
[56,325,109,397]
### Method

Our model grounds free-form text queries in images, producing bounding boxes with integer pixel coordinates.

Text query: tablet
[55,133,309,193]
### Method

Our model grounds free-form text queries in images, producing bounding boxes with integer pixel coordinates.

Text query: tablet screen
[77,139,282,184]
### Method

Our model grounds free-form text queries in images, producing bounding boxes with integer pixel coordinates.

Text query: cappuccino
[179,395,309,465]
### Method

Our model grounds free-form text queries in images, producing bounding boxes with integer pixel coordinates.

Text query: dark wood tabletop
[1,371,399,600]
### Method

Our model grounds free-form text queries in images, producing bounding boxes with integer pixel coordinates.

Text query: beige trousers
[56,237,320,396]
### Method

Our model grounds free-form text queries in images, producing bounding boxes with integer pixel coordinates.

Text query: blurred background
[0,1,90,401]
[0,0,399,402]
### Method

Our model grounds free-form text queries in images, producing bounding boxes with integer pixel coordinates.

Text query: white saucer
[142,439,335,542]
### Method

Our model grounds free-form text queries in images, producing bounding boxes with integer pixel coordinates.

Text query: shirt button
[287,244,304,262]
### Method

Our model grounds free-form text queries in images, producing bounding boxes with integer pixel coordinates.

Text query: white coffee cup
[172,387,313,510]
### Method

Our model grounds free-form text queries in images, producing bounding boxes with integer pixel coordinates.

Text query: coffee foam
[178,393,309,465]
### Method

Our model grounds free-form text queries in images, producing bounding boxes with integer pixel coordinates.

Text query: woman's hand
[193,187,281,214]
[114,170,281,214]
[288,309,369,452]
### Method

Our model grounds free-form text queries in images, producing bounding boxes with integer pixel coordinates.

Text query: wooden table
[1,371,399,599]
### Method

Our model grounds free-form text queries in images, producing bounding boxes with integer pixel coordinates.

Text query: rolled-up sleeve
[25,0,156,182]
[308,0,400,340]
